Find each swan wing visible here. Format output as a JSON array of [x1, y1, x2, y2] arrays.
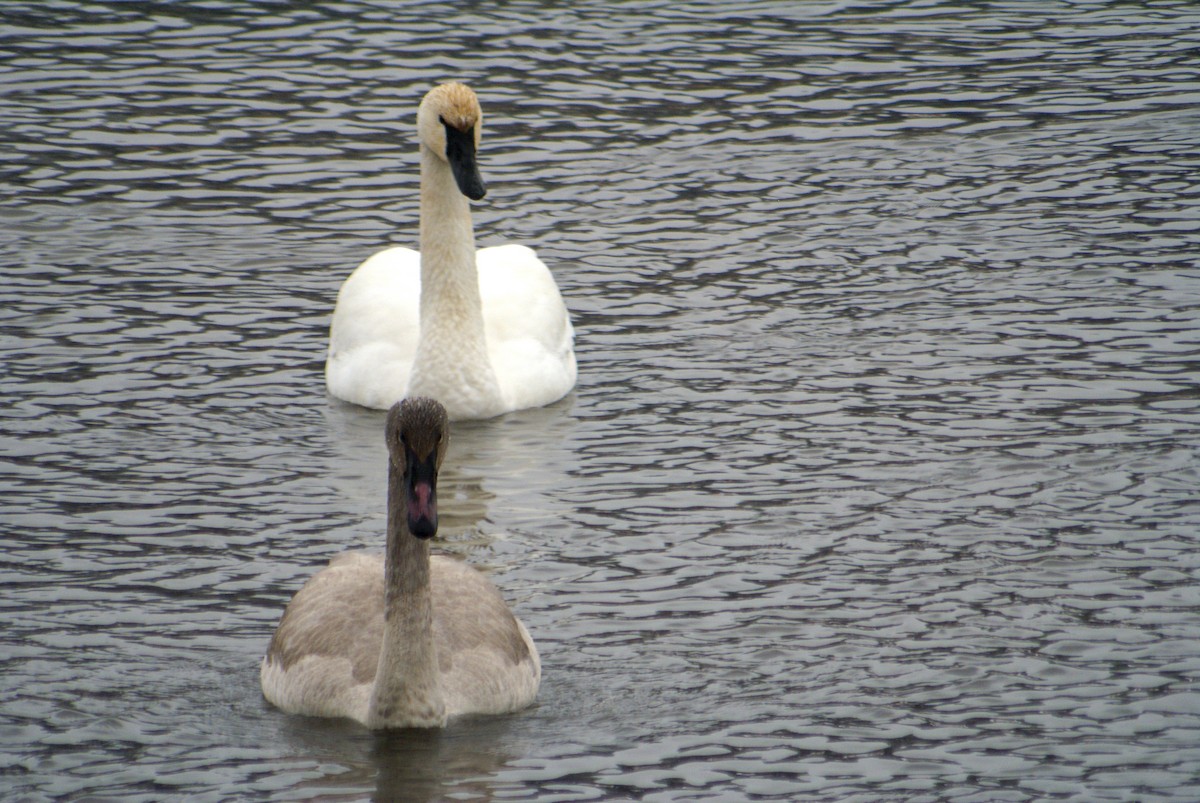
[[260, 552, 384, 723], [430, 554, 541, 716], [325, 247, 421, 409], [478, 244, 577, 410]]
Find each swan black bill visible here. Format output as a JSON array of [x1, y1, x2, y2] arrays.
[[444, 123, 486, 201], [406, 449, 439, 539]]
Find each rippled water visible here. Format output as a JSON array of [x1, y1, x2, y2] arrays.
[[3, 1, 1200, 800]]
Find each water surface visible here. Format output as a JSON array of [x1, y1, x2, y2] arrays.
[[3, 1, 1200, 800]]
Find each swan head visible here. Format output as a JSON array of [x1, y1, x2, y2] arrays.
[[417, 82, 487, 201], [386, 397, 449, 540]]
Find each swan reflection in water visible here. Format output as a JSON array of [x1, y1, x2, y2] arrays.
[[274, 714, 523, 803]]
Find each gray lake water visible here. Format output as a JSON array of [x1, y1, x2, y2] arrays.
[[3, 1, 1200, 800]]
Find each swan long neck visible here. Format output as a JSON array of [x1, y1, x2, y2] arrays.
[[366, 459, 445, 728], [418, 144, 480, 303], [408, 144, 499, 408]]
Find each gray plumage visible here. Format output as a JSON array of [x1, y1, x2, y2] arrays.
[[260, 397, 540, 728]]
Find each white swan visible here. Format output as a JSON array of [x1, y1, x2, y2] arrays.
[[325, 82, 576, 421], [260, 397, 541, 729]]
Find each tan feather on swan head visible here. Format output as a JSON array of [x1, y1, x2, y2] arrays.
[[417, 82, 483, 159]]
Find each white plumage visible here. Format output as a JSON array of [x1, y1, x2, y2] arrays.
[[325, 82, 576, 420]]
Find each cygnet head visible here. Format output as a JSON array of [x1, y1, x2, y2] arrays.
[[417, 82, 487, 201], [386, 397, 450, 539]]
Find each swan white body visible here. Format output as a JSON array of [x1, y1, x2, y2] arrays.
[[261, 398, 541, 728], [325, 82, 576, 420], [327, 244, 575, 418]]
